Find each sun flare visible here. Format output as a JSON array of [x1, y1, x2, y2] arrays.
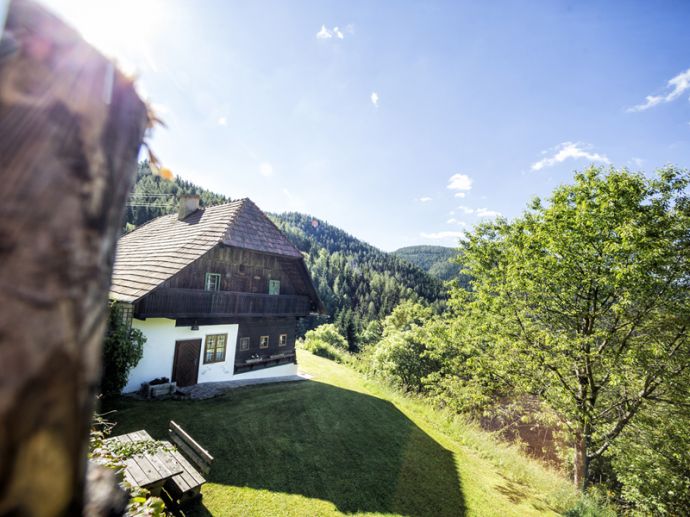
[[42, 0, 166, 75]]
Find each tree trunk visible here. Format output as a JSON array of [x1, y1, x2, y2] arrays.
[[0, 1, 147, 515], [573, 431, 589, 490]]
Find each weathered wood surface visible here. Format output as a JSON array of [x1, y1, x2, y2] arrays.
[[166, 421, 211, 502], [234, 318, 298, 363], [104, 432, 183, 492], [168, 421, 213, 475], [0, 0, 148, 514], [135, 287, 311, 319]]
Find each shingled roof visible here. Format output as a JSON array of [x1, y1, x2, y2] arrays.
[[110, 198, 303, 303]]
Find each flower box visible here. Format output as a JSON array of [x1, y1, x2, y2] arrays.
[[140, 381, 177, 399]]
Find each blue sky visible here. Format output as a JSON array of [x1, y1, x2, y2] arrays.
[[37, 0, 690, 250]]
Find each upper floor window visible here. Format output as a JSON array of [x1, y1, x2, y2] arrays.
[[268, 279, 280, 295], [205, 272, 221, 291], [204, 334, 227, 363], [116, 303, 133, 330], [260, 335, 269, 349], [239, 337, 250, 351], [279, 334, 287, 347]]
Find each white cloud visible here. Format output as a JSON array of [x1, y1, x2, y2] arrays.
[[418, 196, 432, 203], [476, 208, 501, 218], [531, 142, 610, 171], [628, 68, 690, 112], [421, 231, 466, 240], [456, 205, 475, 215], [316, 24, 352, 40], [371, 91, 379, 107], [316, 25, 332, 39], [259, 162, 273, 177], [446, 218, 467, 226], [217, 116, 227, 126], [447, 173, 473, 195], [629, 157, 644, 168]]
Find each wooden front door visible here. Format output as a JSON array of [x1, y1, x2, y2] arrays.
[[172, 339, 201, 387]]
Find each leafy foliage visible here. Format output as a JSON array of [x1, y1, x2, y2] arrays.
[[299, 324, 349, 362], [101, 303, 146, 396], [609, 397, 690, 514], [445, 166, 690, 489], [368, 301, 438, 392], [89, 415, 167, 516]]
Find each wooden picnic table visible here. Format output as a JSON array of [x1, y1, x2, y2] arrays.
[[105, 430, 183, 496]]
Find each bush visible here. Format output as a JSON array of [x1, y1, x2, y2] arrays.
[[303, 323, 348, 350], [101, 303, 146, 396], [610, 403, 690, 515], [301, 340, 347, 363], [299, 324, 349, 362], [369, 330, 435, 392]]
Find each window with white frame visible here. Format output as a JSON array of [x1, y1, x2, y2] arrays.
[[279, 334, 287, 347], [239, 337, 250, 351], [259, 335, 269, 349], [204, 334, 227, 363], [205, 272, 221, 291]]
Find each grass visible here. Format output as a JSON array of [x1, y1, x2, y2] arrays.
[[104, 351, 599, 516]]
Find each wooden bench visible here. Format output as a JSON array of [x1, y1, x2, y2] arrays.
[[164, 420, 214, 504]]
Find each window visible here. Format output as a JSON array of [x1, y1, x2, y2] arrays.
[[239, 337, 250, 351], [204, 334, 227, 363], [268, 279, 280, 295], [279, 334, 287, 347], [259, 335, 269, 349], [205, 272, 221, 291], [117, 303, 133, 329]]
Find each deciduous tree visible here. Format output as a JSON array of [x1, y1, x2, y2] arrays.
[[457, 166, 690, 488]]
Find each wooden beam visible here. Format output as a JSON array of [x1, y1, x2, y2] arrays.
[[0, 1, 148, 514]]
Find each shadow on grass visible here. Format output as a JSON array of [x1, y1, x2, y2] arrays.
[[105, 380, 465, 517]]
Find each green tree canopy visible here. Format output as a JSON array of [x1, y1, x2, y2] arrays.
[[456, 166, 690, 488]]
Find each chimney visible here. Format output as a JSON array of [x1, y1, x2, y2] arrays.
[[178, 194, 200, 220]]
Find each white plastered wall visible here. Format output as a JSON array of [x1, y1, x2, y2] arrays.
[[123, 318, 297, 393]]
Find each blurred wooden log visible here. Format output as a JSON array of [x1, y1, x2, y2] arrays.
[[0, 1, 148, 514]]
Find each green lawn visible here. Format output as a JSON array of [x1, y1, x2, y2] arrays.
[[104, 351, 580, 516]]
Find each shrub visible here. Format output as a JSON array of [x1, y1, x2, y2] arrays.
[[301, 340, 347, 363], [369, 330, 434, 391], [303, 323, 348, 350], [101, 303, 146, 396], [299, 324, 349, 362]]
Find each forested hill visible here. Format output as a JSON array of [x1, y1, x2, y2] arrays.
[[393, 245, 463, 281], [124, 162, 231, 229], [123, 163, 445, 347], [271, 213, 445, 345]]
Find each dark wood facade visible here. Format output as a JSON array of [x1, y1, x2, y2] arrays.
[[133, 244, 318, 320], [161, 246, 310, 295], [234, 318, 298, 374]]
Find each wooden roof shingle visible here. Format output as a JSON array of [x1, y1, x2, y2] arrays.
[[110, 198, 302, 302]]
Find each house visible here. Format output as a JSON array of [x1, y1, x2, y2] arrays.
[[110, 195, 322, 392]]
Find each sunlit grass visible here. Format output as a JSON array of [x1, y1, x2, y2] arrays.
[[104, 351, 611, 516]]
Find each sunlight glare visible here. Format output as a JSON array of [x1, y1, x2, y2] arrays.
[[43, 0, 167, 75]]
